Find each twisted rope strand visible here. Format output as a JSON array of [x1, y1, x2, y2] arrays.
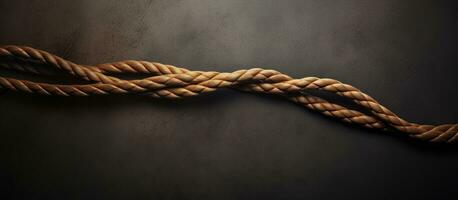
[[0, 45, 456, 143], [0, 49, 376, 128]]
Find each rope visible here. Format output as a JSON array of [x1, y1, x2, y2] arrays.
[[0, 45, 456, 143]]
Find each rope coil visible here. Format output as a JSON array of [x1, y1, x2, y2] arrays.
[[0, 45, 456, 143]]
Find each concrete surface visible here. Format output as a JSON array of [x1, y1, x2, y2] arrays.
[[0, 0, 457, 199]]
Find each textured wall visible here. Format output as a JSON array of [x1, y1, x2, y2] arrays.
[[1, 0, 457, 199]]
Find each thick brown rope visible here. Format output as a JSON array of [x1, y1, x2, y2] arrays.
[[0, 45, 456, 143]]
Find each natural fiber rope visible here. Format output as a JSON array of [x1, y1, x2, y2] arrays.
[[0, 45, 456, 143]]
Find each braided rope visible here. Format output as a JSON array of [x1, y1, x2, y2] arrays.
[[0, 45, 456, 143]]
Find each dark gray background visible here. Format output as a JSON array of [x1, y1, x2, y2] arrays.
[[1, 0, 457, 199]]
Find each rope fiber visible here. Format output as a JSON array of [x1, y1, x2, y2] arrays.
[[0, 45, 456, 143]]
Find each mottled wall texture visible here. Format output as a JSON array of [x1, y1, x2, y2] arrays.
[[1, 0, 457, 199]]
